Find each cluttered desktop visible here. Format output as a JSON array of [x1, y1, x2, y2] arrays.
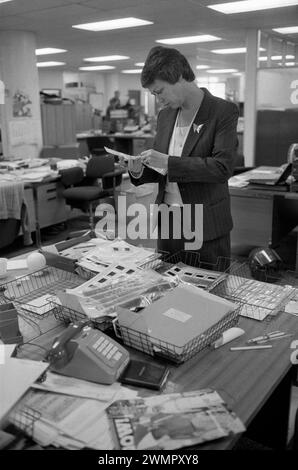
[[1, 234, 298, 450]]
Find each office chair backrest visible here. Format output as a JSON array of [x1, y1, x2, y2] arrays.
[[86, 155, 115, 179], [86, 136, 114, 156], [59, 166, 84, 187]]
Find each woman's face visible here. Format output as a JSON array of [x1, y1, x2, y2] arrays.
[[148, 78, 184, 109]]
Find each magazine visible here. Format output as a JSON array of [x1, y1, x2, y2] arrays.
[[107, 389, 245, 450]]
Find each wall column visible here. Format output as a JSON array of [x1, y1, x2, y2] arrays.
[[0, 31, 43, 159], [244, 29, 260, 167]]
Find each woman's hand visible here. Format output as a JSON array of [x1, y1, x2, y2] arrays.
[[140, 149, 169, 170], [128, 155, 144, 174]]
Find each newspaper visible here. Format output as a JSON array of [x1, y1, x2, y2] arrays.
[[107, 389, 245, 450], [9, 389, 115, 449]]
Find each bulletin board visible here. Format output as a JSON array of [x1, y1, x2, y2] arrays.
[[89, 92, 104, 111]]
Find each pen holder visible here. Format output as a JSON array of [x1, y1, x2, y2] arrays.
[[0, 302, 23, 344]]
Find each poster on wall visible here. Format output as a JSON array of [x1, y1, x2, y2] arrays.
[[12, 90, 32, 117], [9, 119, 40, 146]]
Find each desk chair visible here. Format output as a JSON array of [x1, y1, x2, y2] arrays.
[[86, 136, 114, 156], [60, 156, 124, 236]]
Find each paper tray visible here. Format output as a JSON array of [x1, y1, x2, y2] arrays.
[[0, 266, 84, 320], [114, 306, 240, 364]]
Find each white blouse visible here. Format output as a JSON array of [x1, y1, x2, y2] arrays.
[[164, 110, 197, 206]]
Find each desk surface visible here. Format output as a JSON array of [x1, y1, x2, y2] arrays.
[[3, 253, 298, 450], [11, 293, 298, 449]]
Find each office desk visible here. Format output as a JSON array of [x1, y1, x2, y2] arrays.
[[77, 132, 155, 156], [13, 304, 298, 450], [230, 186, 298, 262], [25, 178, 69, 248]]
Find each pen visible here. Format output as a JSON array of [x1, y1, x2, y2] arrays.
[[257, 333, 294, 343], [230, 345, 273, 351], [247, 331, 283, 344]]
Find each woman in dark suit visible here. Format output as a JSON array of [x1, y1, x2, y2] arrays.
[[128, 46, 239, 265]]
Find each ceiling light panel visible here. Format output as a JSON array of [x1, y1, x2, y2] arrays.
[[37, 62, 65, 67], [207, 69, 238, 73], [156, 35, 222, 45], [36, 48, 67, 55], [73, 17, 153, 32], [273, 26, 298, 34], [79, 65, 115, 71], [208, 1, 298, 14], [84, 55, 129, 62]]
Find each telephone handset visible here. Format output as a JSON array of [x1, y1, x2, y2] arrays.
[[46, 320, 130, 385]]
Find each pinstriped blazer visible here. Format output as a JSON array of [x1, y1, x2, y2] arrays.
[[131, 88, 239, 241]]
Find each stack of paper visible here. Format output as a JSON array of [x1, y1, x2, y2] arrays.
[[0, 357, 48, 425], [9, 379, 138, 449], [20, 294, 59, 316], [9, 390, 114, 449], [76, 239, 161, 274], [57, 265, 173, 320]]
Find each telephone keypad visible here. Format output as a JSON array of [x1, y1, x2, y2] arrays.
[[91, 334, 123, 363]]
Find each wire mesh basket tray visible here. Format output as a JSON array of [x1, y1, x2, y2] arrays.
[[114, 304, 240, 365], [8, 401, 41, 441], [211, 262, 296, 322], [0, 266, 84, 321], [50, 264, 176, 332], [158, 251, 237, 291], [50, 301, 114, 332]]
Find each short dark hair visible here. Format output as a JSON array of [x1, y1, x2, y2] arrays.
[[141, 46, 195, 88]]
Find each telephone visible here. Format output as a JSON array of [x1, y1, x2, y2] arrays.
[[46, 320, 130, 385]]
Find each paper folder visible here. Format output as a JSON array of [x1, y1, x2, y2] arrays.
[[144, 285, 237, 349], [118, 285, 237, 352]]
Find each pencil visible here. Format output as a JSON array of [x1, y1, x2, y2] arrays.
[[230, 345, 273, 351]]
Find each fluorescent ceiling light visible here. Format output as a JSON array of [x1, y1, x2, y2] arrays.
[[208, 1, 298, 14], [259, 54, 295, 61], [207, 69, 238, 73], [37, 61, 65, 67], [79, 65, 115, 71], [212, 47, 247, 54], [285, 62, 296, 65], [36, 48, 67, 55], [273, 26, 298, 34], [196, 65, 210, 69], [135, 62, 145, 66], [73, 17, 153, 32], [0, 1, 13, 4], [156, 35, 221, 45], [84, 55, 129, 62], [212, 47, 266, 54], [272, 54, 295, 60], [121, 69, 142, 73]]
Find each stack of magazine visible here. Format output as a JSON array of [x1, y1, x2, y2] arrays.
[[107, 389, 245, 450]]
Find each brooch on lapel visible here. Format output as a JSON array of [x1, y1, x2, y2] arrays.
[[193, 123, 205, 134]]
